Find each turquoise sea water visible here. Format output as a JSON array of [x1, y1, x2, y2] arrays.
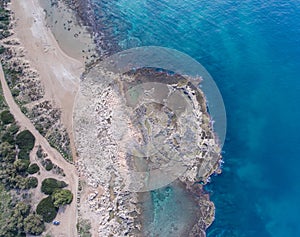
[[89, 0, 300, 236]]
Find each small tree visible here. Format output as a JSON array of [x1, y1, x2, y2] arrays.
[[0, 141, 16, 163], [14, 202, 30, 217], [14, 159, 30, 172], [18, 149, 30, 160], [44, 158, 53, 171], [16, 130, 35, 152], [27, 163, 40, 174], [52, 189, 73, 207], [13, 175, 28, 189], [26, 177, 38, 189], [24, 213, 45, 235], [0, 110, 14, 124], [41, 178, 67, 195], [36, 196, 58, 223]]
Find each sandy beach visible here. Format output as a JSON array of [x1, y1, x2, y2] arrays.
[[8, 0, 95, 160]]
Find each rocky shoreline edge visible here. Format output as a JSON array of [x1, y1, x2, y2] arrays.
[[74, 64, 223, 236]]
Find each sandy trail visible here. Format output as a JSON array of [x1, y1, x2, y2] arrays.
[[0, 64, 78, 236]]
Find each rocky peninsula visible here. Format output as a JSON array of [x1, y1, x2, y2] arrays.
[[74, 63, 222, 236]]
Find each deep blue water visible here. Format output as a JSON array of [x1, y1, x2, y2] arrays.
[[90, 0, 300, 236]]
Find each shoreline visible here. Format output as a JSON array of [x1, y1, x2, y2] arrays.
[[1, 0, 96, 235], [1, 0, 222, 236], [38, 0, 97, 65]]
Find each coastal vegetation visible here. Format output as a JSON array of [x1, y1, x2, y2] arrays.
[[36, 145, 66, 176], [0, 6, 73, 162], [0, 30, 44, 235], [37, 178, 73, 222], [41, 178, 67, 195], [52, 189, 73, 207], [36, 196, 58, 223], [0, 98, 73, 228], [1, 1, 76, 235], [0, 3, 10, 40], [77, 218, 92, 237], [0, 184, 45, 236], [0, 109, 13, 124], [0, 80, 45, 235], [27, 163, 40, 174], [0, 100, 38, 190]]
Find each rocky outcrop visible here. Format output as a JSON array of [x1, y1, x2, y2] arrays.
[[74, 66, 222, 236]]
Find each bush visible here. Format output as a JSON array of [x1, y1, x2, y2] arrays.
[[36, 145, 44, 158], [24, 213, 45, 235], [41, 178, 67, 195], [1, 131, 15, 145], [16, 130, 35, 152], [7, 123, 19, 135], [18, 149, 30, 160], [13, 175, 29, 190], [77, 219, 92, 237], [0, 45, 5, 54], [0, 110, 14, 124], [0, 142, 16, 163], [27, 163, 40, 174], [26, 177, 38, 189], [52, 189, 73, 207], [36, 196, 58, 223], [44, 159, 53, 171], [11, 88, 20, 97], [14, 159, 30, 172]]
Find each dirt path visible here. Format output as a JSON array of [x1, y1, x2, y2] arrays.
[[0, 64, 78, 236]]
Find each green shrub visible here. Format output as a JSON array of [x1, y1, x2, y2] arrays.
[[13, 175, 29, 190], [35, 123, 44, 135], [16, 130, 35, 152], [77, 219, 92, 237], [52, 189, 73, 207], [20, 105, 28, 114], [44, 159, 53, 171], [36, 196, 58, 223], [11, 88, 20, 97], [24, 213, 45, 235], [36, 145, 43, 158], [14, 159, 30, 172], [18, 149, 30, 160], [27, 163, 40, 174], [0, 110, 14, 124], [0, 141, 16, 163], [41, 178, 67, 195], [26, 177, 38, 189], [7, 123, 20, 135], [0, 30, 11, 39], [0, 45, 5, 54], [1, 131, 15, 144]]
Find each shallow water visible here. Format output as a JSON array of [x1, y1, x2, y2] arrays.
[[141, 184, 198, 237], [89, 0, 300, 236]]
